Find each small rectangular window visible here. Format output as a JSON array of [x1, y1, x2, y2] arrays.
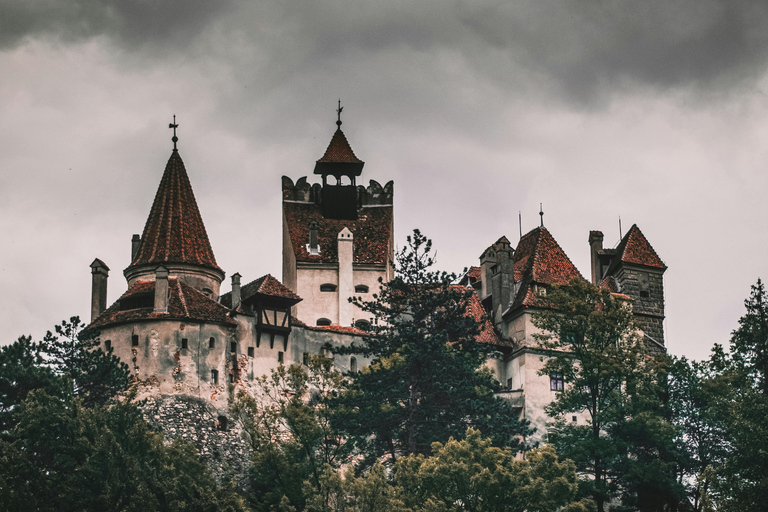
[[104, 340, 112, 351], [572, 415, 578, 423], [550, 373, 564, 392], [507, 378, 513, 389], [209, 337, 215, 348], [278, 351, 284, 363], [131, 334, 139, 347], [211, 369, 219, 384], [181, 338, 188, 349], [303, 352, 309, 365], [640, 290, 650, 298], [229, 373, 234, 383], [230, 342, 237, 353], [248, 347, 254, 357]]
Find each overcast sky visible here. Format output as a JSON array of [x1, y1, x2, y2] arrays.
[[2, 0, 768, 361]]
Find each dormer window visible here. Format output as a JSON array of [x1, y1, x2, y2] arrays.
[[355, 285, 369, 294], [320, 284, 337, 292], [316, 318, 332, 326], [119, 293, 153, 311]]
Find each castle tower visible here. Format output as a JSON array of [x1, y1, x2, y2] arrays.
[[599, 224, 667, 347], [123, 148, 225, 298], [282, 108, 394, 327]]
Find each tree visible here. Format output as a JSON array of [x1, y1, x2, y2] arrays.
[[729, 278, 768, 393], [0, 390, 246, 512], [337, 230, 528, 461], [393, 428, 589, 512], [232, 355, 351, 511], [533, 278, 681, 512]]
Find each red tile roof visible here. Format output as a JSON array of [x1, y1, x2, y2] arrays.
[[510, 227, 584, 310], [611, 224, 666, 270], [290, 317, 370, 336], [127, 151, 221, 272], [220, 274, 302, 308], [87, 279, 236, 331], [453, 285, 501, 345], [283, 201, 393, 264], [316, 129, 363, 165]]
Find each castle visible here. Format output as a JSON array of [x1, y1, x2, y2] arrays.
[[86, 112, 667, 440]]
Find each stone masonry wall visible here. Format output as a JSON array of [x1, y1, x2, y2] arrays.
[[614, 266, 665, 345], [141, 394, 252, 491]]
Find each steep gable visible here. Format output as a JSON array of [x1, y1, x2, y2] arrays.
[[608, 224, 666, 273]]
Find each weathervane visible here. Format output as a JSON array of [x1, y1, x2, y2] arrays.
[[336, 100, 343, 127], [169, 115, 179, 151], [539, 203, 544, 227]]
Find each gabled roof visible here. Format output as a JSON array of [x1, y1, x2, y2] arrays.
[[607, 224, 666, 273], [127, 151, 221, 272], [455, 286, 502, 346], [87, 278, 236, 331], [220, 274, 302, 309], [509, 227, 584, 311], [283, 201, 392, 265]]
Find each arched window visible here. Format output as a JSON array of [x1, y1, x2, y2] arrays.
[[354, 285, 369, 294], [320, 284, 337, 292], [354, 319, 371, 331], [350, 356, 358, 373], [316, 318, 332, 326]]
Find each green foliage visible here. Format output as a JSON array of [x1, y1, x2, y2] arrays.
[[338, 230, 528, 460], [394, 428, 587, 512], [232, 356, 350, 511], [0, 390, 246, 512], [534, 278, 683, 512]]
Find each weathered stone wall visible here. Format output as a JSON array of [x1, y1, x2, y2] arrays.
[[613, 266, 665, 345], [141, 394, 252, 490]]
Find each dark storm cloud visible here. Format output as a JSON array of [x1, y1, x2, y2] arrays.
[[0, 0, 235, 50]]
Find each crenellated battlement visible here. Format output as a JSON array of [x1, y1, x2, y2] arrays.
[[282, 176, 393, 206]]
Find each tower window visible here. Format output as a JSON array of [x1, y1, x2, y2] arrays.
[[209, 337, 215, 348], [354, 319, 371, 331], [320, 284, 337, 292], [550, 373, 564, 392], [350, 356, 357, 373], [507, 378, 513, 389], [229, 373, 234, 383], [303, 352, 309, 365], [131, 334, 139, 347], [181, 338, 188, 350], [104, 340, 112, 351], [640, 290, 650, 298], [230, 342, 237, 353], [316, 318, 332, 326], [217, 415, 228, 431], [248, 347, 254, 357], [278, 351, 284, 363], [355, 285, 369, 294], [211, 369, 219, 384]]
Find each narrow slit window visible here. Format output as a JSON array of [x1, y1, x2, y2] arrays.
[[209, 337, 215, 348], [248, 347, 254, 357], [131, 334, 139, 347], [230, 342, 237, 353], [278, 351, 284, 363], [303, 352, 309, 365], [350, 356, 357, 373], [104, 340, 112, 351], [211, 369, 219, 384], [181, 338, 188, 349]]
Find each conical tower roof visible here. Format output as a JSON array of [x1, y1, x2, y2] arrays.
[[127, 150, 221, 272], [607, 224, 666, 274], [314, 128, 364, 177]]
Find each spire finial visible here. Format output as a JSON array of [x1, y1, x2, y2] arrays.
[[539, 203, 544, 227], [169, 115, 179, 151], [336, 100, 343, 127]]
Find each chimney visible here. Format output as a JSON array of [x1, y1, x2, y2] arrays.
[[479, 247, 495, 300], [90, 258, 110, 322], [231, 272, 242, 307], [154, 265, 169, 312], [131, 234, 141, 261], [308, 221, 320, 254], [496, 237, 514, 315], [337, 227, 354, 326], [589, 231, 604, 285]]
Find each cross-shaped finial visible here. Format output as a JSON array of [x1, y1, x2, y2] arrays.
[[336, 100, 343, 127], [169, 115, 179, 150], [539, 203, 544, 227]]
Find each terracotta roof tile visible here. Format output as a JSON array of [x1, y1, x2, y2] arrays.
[[127, 151, 220, 272], [316, 129, 363, 165], [509, 227, 584, 311], [451, 285, 502, 346], [290, 317, 369, 336], [283, 202, 392, 264], [220, 274, 302, 308], [87, 279, 235, 331], [611, 224, 666, 271]]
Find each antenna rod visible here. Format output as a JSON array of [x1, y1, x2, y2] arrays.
[[519, 211, 522, 239], [619, 216, 623, 240], [539, 203, 544, 228]]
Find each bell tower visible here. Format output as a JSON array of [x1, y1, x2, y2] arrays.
[[313, 101, 364, 220]]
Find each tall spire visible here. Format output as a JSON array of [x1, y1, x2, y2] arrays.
[[314, 103, 364, 179], [169, 115, 179, 151], [127, 150, 221, 273]]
